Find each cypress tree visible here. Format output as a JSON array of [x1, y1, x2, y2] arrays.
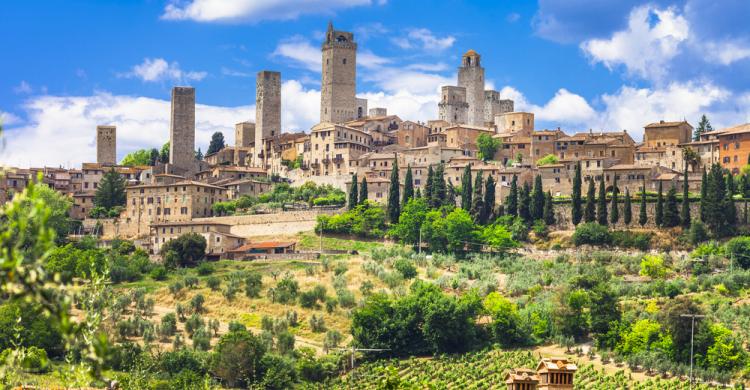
[[483, 175, 496, 223], [726, 172, 736, 197], [431, 163, 446, 208], [471, 174, 485, 223], [597, 177, 608, 225], [447, 179, 457, 207], [725, 173, 737, 233], [584, 178, 596, 223], [681, 165, 691, 228], [348, 173, 358, 210], [359, 177, 368, 204], [610, 174, 619, 224], [506, 175, 518, 216], [415, 188, 422, 199], [543, 190, 555, 226], [460, 164, 472, 210], [530, 175, 545, 221], [519, 181, 531, 222], [700, 168, 708, 222], [425, 165, 434, 203], [94, 168, 126, 210], [639, 184, 648, 227], [387, 160, 400, 222], [664, 185, 680, 227], [655, 181, 664, 227], [623, 188, 632, 226], [571, 161, 583, 225], [402, 164, 414, 205]]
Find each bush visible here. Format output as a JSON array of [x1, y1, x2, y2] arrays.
[[190, 294, 206, 313], [393, 258, 417, 279], [245, 272, 263, 298], [573, 223, 611, 246], [688, 220, 709, 245], [611, 231, 651, 250], [309, 314, 326, 333], [150, 266, 168, 281], [211, 330, 267, 388], [300, 291, 321, 309], [272, 276, 299, 304], [196, 262, 215, 276], [206, 276, 221, 291], [160, 313, 177, 338], [20, 346, 50, 373], [161, 233, 207, 268], [640, 254, 668, 279], [724, 236, 750, 270]]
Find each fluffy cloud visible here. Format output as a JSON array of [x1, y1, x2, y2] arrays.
[[0, 111, 22, 126], [580, 5, 689, 82], [162, 0, 382, 23], [119, 58, 207, 83], [272, 36, 321, 72], [498, 87, 596, 127], [392, 28, 456, 52]]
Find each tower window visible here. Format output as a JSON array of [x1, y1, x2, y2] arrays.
[[343, 58, 347, 64]]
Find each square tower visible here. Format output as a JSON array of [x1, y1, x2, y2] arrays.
[[169, 86, 196, 170], [320, 22, 357, 124], [256, 71, 281, 167], [457, 49, 485, 127], [484, 90, 514, 126], [438, 86, 468, 124], [96, 125, 116, 165], [356, 97, 368, 119], [235, 121, 256, 148]]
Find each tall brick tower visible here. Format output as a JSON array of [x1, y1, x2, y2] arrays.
[[457, 49, 485, 127], [438, 86, 468, 124], [320, 21, 357, 124], [96, 125, 116, 165], [169, 86, 196, 170], [255, 71, 281, 167]]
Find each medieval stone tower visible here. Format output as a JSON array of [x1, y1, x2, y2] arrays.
[[320, 21, 357, 124], [255, 70, 281, 167], [438, 86, 468, 124], [169, 86, 195, 170], [457, 50, 485, 127], [96, 125, 116, 165], [235, 121, 255, 148]]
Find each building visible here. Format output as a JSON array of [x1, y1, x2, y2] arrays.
[[496, 112, 535, 134], [535, 358, 577, 389], [438, 86, 469, 124], [308, 122, 372, 176], [504, 368, 539, 390], [169, 87, 196, 171], [96, 125, 116, 165], [223, 178, 274, 199], [149, 221, 245, 257], [484, 90, 514, 126], [643, 120, 693, 148], [227, 241, 297, 259], [457, 50, 485, 126], [320, 22, 357, 124], [256, 70, 282, 168], [717, 123, 750, 174], [396, 121, 429, 148]]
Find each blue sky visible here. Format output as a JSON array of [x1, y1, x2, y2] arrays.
[[1, 0, 749, 167]]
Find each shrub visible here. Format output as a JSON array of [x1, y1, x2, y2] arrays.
[[323, 330, 343, 352], [169, 280, 185, 297], [309, 314, 326, 333], [211, 329, 266, 388], [611, 231, 651, 250], [573, 222, 611, 246], [149, 266, 168, 281], [272, 276, 299, 304], [20, 346, 50, 373], [336, 289, 357, 308], [640, 254, 668, 279], [245, 272, 263, 298], [160, 313, 177, 338], [688, 220, 709, 245], [161, 233, 207, 268], [190, 294, 206, 313], [206, 276, 221, 291], [300, 291, 321, 309], [724, 236, 750, 269], [184, 276, 199, 289], [196, 262, 215, 276], [393, 258, 417, 279]]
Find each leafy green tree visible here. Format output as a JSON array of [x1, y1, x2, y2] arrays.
[[664, 185, 680, 227], [387, 160, 400, 222], [623, 188, 632, 226], [482, 292, 524, 346], [639, 184, 648, 226], [0, 302, 63, 357], [161, 233, 207, 268], [536, 154, 559, 166], [470, 174, 484, 224], [476, 133, 500, 161], [482, 175, 495, 223], [402, 165, 414, 205], [359, 177, 368, 204], [725, 236, 750, 269], [149, 148, 160, 165], [617, 319, 672, 356], [705, 323, 746, 372], [445, 208, 476, 255], [460, 164, 472, 210], [389, 197, 428, 247], [505, 175, 517, 216], [571, 161, 582, 225], [724, 173, 737, 232], [659, 297, 706, 364], [530, 175, 544, 221], [554, 288, 590, 340], [480, 224, 519, 252], [694, 114, 713, 141], [94, 169, 126, 212], [206, 131, 226, 155], [211, 329, 266, 388], [430, 163, 446, 208], [120, 149, 151, 166], [655, 181, 664, 226], [543, 191, 555, 226], [518, 181, 531, 222], [610, 174, 619, 224], [348, 174, 358, 210], [160, 142, 170, 163], [597, 177, 607, 225], [640, 254, 668, 278], [584, 179, 596, 223], [681, 166, 691, 227]]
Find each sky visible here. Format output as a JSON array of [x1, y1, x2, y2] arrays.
[[1, 0, 750, 167]]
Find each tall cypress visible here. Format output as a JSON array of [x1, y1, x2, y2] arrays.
[[530, 175, 545, 221], [483, 175, 496, 223], [725, 173, 737, 233], [460, 164, 472, 210], [703, 164, 726, 235], [471, 174, 484, 223], [543, 190, 555, 226], [584, 178, 596, 223], [387, 160, 400, 222], [610, 174, 619, 224], [348, 173, 358, 210], [402, 164, 414, 206], [681, 165, 691, 228], [597, 177, 608, 225], [415, 188, 422, 199], [506, 175, 518, 216], [519, 181, 531, 222], [623, 188, 632, 226], [425, 165, 434, 203], [699, 168, 708, 222], [639, 184, 648, 227], [664, 185, 680, 227], [571, 161, 583, 225], [359, 177, 368, 204], [431, 163, 446, 208], [655, 181, 664, 227], [447, 179, 457, 207]]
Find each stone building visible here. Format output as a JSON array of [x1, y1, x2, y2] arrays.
[[457, 50, 485, 126], [255, 70, 282, 168], [320, 22, 357, 124], [369, 107, 387, 117], [396, 121, 429, 148], [356, 98, 368, 119], [223, 178, 273, 200], [96, 125, 116, 165], [496, 112, 534, 134], [234, 121, 255, 165], [643, 120, 693, 148], [535, 358, 577, 389], [308, 122, 372, 176], [149, 221, 244, 257], [717, 123, 750, 174], [484, 90, 514, 126], [438, 86, 469, 124], [169, 87, 196, 171]]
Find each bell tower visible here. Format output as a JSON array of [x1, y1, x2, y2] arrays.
[[457, 49, 485, 127], [320, 21, 357, 124]]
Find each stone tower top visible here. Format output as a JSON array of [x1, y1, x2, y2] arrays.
[[320, 21, 357, 124], [462, 49, 481, 67], [323, 21, 356, 50]]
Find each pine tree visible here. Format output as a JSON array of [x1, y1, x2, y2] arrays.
[[519, 181, 531, 222], [387, 160, 400, 222], [94, 168, 126, 210], [597, 177, 608, 225], [460, 164, 472, 210], [623, 188, 632, 226], [149, 148, 160, 166], [402, 164, 414, 205], [639, 184, 648, 227], [447, 179, 457, 207], [506, 175, 518, 216], [700, 168, 708, 222], [471, 174, 484, 223], [348, 174, 358, 210], [530, 175, 545, 221], [664, 185, 680, 227], [584, 178, 596, 223], [359, 177, 368, 204], [543, 190, 555, 226], [431, 163, 446, 208], [425, 165, 434, 203], [694, 114, 713, 141], [655, 181, 664, 227], [483, 175, 496, 223], [610, 174, 619, 224], [681, 165, 691, 228], [195, 148, 204, 161], [571, 161, 583, 225], [207, 131, 226, 155]]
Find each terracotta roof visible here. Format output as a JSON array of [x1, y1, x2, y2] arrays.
[[229, 241, 295, 252], [537, 358, 578, 372], [645, 120, 690, 128], [718, 123, 750, 136], [151, 221, 231, 227], [222, 178, 272, 187], [127, 180, 226, 190], [606, 164, 652, 171], [463, 49, 478, 56]]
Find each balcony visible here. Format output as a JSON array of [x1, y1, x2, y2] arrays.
[[333, 156, 344, 163]]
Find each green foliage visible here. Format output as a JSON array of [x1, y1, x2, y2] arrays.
[[0, 302, 63, 358], [348, 174, 358, 210], [663, 186, 680, 227], [402, 165, 414, 206], [610, 230, 651, 250], [724, 236, 750, 269], [160, 233, 207, 268], [211, 329, 267, 388], [705, 323, 746, 372], [461, 164, 472, 211], [120, 149, 152, 166], [245, 271, 263, 298], [639, 254, 668, 279], [482, 292, 525, 347], [150, 266, 168, 281], [389, 197, 428, 246], [571, 162, 582, 225], [393, 258, 417, 279], [196, 261, 214, 276], [481, 224, 519, 252], [387, 159, 400, 222], [584, 178, 596, 223], [535, 154, 559, 166], [477, 133, 501, 161], [530, 175, 544, 221], [206, 131, 225, 155], [94, 169, 126, 212], [505, 175, 517, 217], [597, 177, 608, 225], [316, 201, 387, 238], [573, 222, 611, 246], [616, 319, 673, 357]]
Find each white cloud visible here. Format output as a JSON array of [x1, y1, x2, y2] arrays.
[[580, 5, 689, 82], [13, 81, 32, 94], [162, 0, 380, 22], [359, 51, 391, 69], [221, 67, 254, 78], [272, 37, 321, 72], [392, 28, 456, 52], [499, 87, 596, 126], [703, 40, 750, 66], [0, 111, 22, 126], [119, 58, 208, 83]]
